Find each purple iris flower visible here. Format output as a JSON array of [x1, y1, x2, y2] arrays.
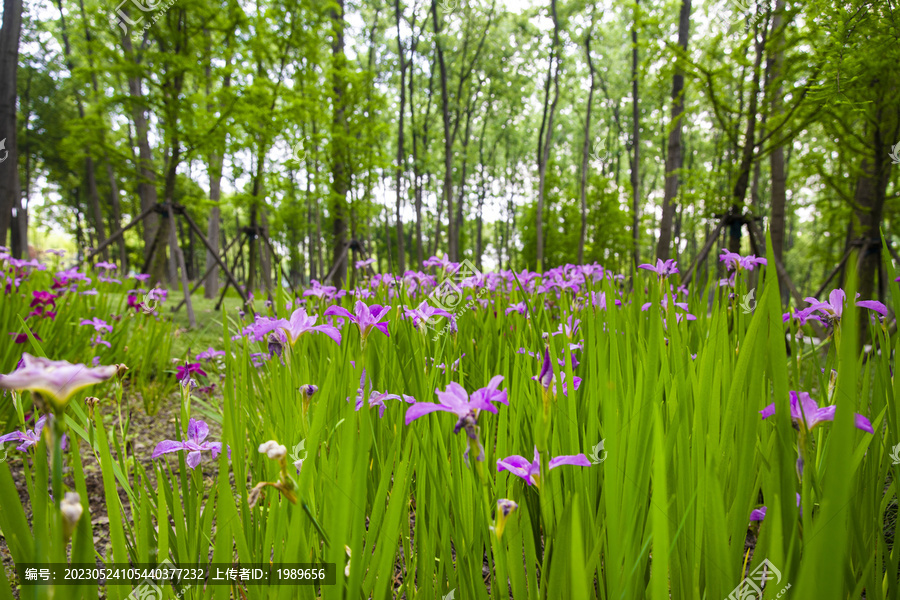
[[551, 315, 581, 338], [641, 295, 696, 320], [406, 377, 506, 464], [497, 446, 592, 487], [132, 273, 151, 282], [533, 347, 581, 397], [54, 268, 91, 287], [505, 302, 528, 316], [151, 418, 227, 469], [8, 258, 45, 271], [0, 353, 116, 408], [350, 369, 415, 418], [242, 316, 284, 342], [302, 279, 338, 300], [196, 347, 226, 361], [355, 258, 376, 269], [429, 353, 466, 374], [804, 289, 887, 323], [147, 288, 168, 303], [176, 363, 207, 382], [782, 306, 823, 326], [30, 291, 58, 308], [90, 335, 111, 349], [0, 415, 48, 451], [719, 249, 767, 272], [325, 301, 392, 341], [638, 259, 679, 278], [760, 391, 874, 433], [80, 317, 113, 333], [403, 301, 454, 330], [94, 261, 117, 271], [28, 306, 56, 320], [750, 493, 801, 522], [405, 376, 508, 428], [275, 307, 342, 345], [423, 254, 452, 269], [749, 506, 767, 521], [9, 331, 42, 344]]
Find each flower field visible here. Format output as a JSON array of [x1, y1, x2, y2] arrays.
[[0, 244, 898, 600]]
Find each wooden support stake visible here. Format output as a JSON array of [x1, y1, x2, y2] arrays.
[[76, 203, 158, 268], [181, 207, 249, 304], [166, 203, 196, 328], [215, 235, 248, 311], [172, 234, 239, 313], [813, 245, 854, 300], [681, 217, 725, 287], [746, 220, 826, 339], [261, 232, 299, 299]]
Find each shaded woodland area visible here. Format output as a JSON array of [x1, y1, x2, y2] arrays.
[[0, 0, 897, 299]]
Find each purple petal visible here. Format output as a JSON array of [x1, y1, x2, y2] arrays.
[[404, 402, 448, 425], [854, 413, 874, 434], [434, 382, 471, 413], [323, 306, 353, 320], [207, 442, 224, 459], [496, 455, 536, 485], [313, 324, 342, 345], [759, 403, 776, 419], [152, 440, 185, 459], [0, 432, 26, 444], [185, 451, 202, 469], [856, 300, 887, 317], [749, 507, 767, 521], [187, 419, 209, 443], [828, 289, 846, 318], [374, 322, 390, 337], [549, 453, 592, 469]]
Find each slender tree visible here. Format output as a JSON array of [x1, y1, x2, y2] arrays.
[[0, 0, 22, 252], [536, 0, 560, 270], [629, 0, 640, 266], [656, 0, 691, 261], [578, 16, 596, 264]]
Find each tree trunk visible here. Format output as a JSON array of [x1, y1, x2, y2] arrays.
[[454, 87, 481, 261], [729, 17, 767, 253], [0, 0, 21, 251], [409, 35, 433, 267], [76, 0, 125, 266], [630, 0, 641, 266], [656, 0, 691, 261], [149, 143, 178, 285], [536, 0, 561, 270], [394, 0, 406, 273], [119, 27, 159, 267], [579, 20, 597, 264], [432, 0, 455, 260], [854, 136, 893, 305], [57, 0, 107, 261], [768, 0, 787, 296], [204, 32, 231, 298], [330, 0, 349, 288], [474, 108, 491, 270]]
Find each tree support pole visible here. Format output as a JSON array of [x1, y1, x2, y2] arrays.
[[165, 203, 196, 328]]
